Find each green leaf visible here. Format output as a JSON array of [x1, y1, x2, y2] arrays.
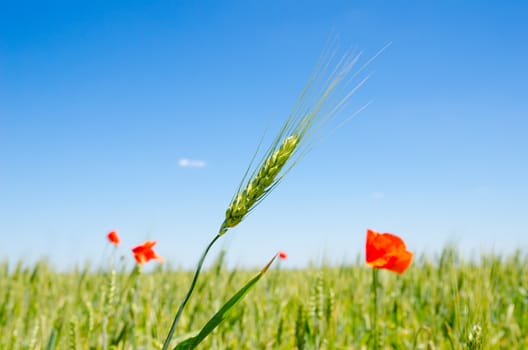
[[172, 254, 277, 350]]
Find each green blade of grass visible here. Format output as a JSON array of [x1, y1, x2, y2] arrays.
[[172, 254, 278, 350]]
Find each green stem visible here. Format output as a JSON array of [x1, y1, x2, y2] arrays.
[[372, 268, 379, 350], [162, 234, 221, 350]]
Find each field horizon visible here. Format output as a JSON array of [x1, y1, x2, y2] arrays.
[[2, 246, 527, 349]]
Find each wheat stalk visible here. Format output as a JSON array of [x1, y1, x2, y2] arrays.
[[163, 42, 380, 349]]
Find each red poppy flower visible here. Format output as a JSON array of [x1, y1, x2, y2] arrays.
[[365, 229, 412, 274], [107, 230, 120, 245], [131, 240, 163, 265], [278, 251, 287, 260]]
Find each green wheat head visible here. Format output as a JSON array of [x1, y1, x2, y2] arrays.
[[219, 43, 380, 236]]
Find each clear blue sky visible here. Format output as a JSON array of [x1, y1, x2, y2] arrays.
[[2, 1, 527, 270]]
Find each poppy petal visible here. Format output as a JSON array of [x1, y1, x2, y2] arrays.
[[365, 228, 413, 274]]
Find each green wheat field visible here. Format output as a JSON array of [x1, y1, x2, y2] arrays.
[[2, 247, 527, 349]]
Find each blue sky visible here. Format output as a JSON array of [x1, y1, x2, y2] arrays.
[[1, 1, 527, 270]]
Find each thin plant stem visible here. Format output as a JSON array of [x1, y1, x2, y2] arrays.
[[116, 264, 141, 310], [371, 268, 379, 350], [130, 265, 141, 349], [162, 234, 221, 350]]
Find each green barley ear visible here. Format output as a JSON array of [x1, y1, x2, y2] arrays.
[[104, 270, 117, 316], [295, 304, 308, 350], [83, 299, 94, 333], [218, 42, 383, 236], [68, 317, 78, 350]]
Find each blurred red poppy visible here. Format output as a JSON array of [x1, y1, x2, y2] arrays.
[[132, 240, 163, 265], [365, 228, 412, 274], [107, 230, 120, 245], [278, 251, 287, 260]]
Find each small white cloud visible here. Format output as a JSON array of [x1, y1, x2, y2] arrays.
[[371, 191, 385, 199], [178, 158, 207, 168]]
